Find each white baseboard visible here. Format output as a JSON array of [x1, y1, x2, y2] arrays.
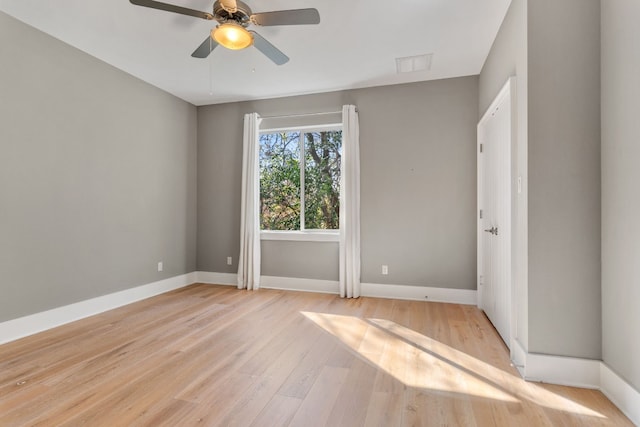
[[0, 272, 197, 345], [600, 363, 640, 426], [515, 351, 639, 425], [261, 275, 340, 294], [524, 353, 601, 389], [195, 272, 340, 294], [510, 338, 527, 377], [194, 272, 340, 294], [361, 282, 477, 305], [195, 271, 238, 286], [196, 272, 476, 305]]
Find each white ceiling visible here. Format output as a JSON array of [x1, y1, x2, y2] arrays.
[[0, 0, 511, 106]]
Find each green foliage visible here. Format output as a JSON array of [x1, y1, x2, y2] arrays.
[[259, 130, 342, 230], [304, 131, 341, 229]]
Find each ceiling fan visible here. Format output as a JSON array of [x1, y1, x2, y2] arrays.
[[129, 0, 320, 65]]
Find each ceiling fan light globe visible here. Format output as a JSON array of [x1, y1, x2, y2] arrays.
[[212, 23, 253, 50]]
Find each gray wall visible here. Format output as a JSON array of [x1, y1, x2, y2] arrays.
[[197, 77, 479, 289], [261, 241, 339, 281], [527, 0, 601, 359], [479, 0, 526, 114], [0, 12, 198, 322], [480, 0, 602, 360], [601, 0, 640, 391], [479, 0, 529, 354]]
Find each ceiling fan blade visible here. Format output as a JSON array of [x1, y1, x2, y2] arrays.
[[251, 9, 320, 26], [219, 0, 238, 13], [129, 0, 214, 20], [250, 31, 289, 65], [191, 36, 219, 58]]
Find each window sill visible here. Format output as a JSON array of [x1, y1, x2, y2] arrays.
[[260, 230, 339, 242]]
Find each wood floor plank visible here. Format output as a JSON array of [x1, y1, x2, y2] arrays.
[[288, 366, 350, 427], [276, 330, 339, 399], [363, 391, 403, 427], [249, 394, 303, 427], [0, 284, 633, 427], [130, 398, 199, 427], [171, 373, 258, 425], [216, 322, 333, 426], [325, 356, 378, 426]]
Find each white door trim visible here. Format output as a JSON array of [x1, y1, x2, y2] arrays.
[[477, 77, 516, 350]]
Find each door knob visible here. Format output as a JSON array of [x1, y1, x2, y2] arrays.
[[484, 227, 499, 235]]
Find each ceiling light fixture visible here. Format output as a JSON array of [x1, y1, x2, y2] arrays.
[[212, 22, 253, 50]]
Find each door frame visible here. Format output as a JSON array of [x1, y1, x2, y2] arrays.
[[477, 77, 516, 350]]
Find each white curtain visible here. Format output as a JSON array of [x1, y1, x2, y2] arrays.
[[238, 113, 261, 290], [339, 105, 361, 298]]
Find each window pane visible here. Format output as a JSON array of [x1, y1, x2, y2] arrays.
[[259, 132, 301, 230], [304, 131, 342, 230]]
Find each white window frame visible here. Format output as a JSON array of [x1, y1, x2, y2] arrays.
[[259, 123, 342, 242]]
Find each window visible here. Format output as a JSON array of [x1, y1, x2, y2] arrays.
[[259, 126, 342, 241]]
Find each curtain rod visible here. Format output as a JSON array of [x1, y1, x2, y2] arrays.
[[259, 110, 343, 120]]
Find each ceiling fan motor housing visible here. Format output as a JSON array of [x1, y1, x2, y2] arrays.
[[213, 0, 252, 27]]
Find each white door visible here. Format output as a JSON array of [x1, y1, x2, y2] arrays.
[[478, 80, 513, 347]]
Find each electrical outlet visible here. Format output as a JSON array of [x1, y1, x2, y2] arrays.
[[227, 256, 233, 266], [382, 265, 388, 275], [157, 261, 163, 272]]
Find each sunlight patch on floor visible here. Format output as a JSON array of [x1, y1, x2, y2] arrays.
[[301, 311, 607, 420], [302, 311, 516, 402]]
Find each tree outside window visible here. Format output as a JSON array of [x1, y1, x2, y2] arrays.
[[259, 129, 342, 231]]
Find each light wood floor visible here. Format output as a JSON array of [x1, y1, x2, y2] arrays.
[[0, 284, 632, 426]]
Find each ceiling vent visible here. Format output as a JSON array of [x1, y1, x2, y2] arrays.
[[395, 54, 433, 74]]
